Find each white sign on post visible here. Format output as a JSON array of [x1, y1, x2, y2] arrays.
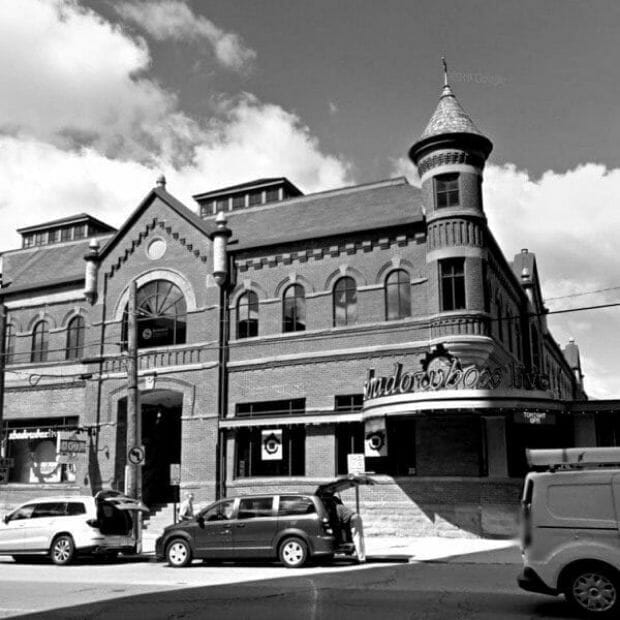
[[347, 453, 365, 475]]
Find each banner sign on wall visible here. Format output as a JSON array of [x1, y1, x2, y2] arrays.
[[56, 431, 86, 464], [261, 429, 283, 461], [365, 418, 388, 457]]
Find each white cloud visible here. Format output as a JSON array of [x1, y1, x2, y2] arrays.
[[0, 0, 200, 163], [114, 0, 256, 72]]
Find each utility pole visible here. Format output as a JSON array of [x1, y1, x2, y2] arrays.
[[0, 305, 6, 459], [125, 280, 142, 552]]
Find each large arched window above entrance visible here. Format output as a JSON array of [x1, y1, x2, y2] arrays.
[[122, 280, 187, 349], [385, 269, 411, 320], [333, 277, 357, 327], [237, 291, 259, 339], [31, 320, 49, 363], [282, 284, 306, 332]]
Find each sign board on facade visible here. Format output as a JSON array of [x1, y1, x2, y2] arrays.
[[128, 445, 146, 466], [365, 418, 388, 457], [513, 411, 556, 425], [56, 431, 86, 464], [261, 429, 283, 461], [347, 453, 365, 475], [0, 468, 8, 484], [170, 463, 181, 486]]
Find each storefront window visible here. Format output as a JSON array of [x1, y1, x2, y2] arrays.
[[237, 291, 259, 338], [65, 316, 85, 360], [122, 280, 187, 349], [333, 277, 357, 327], [3, 417, 79, 484], [282, 284, 305, 332], [235, 427, 305, 477], [385, 270, 411, 320]]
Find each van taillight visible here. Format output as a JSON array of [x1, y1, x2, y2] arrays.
[[520, 503, 532, 548], [321, 517, 333, 535], [86, 519, 99, 528]]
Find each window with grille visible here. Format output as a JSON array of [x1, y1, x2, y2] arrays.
[[122, 280, 187, 349], [333, 277, 357, 327], [385, 270, 411, 320], [434, 173, 460, 208], [440, 258, 466, 311], [283, 284, 305, 332], [237, 291, 259, 338]]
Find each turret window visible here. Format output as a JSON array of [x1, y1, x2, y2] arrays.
[[440, 258, 466, 310], [434, 173, 460, 208]]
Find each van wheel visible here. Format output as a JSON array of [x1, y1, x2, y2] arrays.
[[166, 539, 192, 567], [564, 565, 620, 617], [50, 535, 75, 566], [279, 537, 308, 568]]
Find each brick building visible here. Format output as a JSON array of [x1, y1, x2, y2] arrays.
[[0, 78, 608, 537]]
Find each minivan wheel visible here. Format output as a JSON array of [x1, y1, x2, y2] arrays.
[[564, 565, 620, 617], [50, 535, 75, 566], [166, 539, 192, 567], [279, 537, 308, 568]]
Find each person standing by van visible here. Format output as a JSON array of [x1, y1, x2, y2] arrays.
[[178, 492, 194, 521], [334, 497, 366, 563]]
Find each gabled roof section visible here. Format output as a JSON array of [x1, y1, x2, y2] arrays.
[[204, 177, 423, 251], [99, 186, 215, 261]]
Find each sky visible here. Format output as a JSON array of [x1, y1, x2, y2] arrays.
[[1, 0, 620, 398]]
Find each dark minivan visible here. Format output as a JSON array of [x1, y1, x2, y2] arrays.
[[155, 475, 373, 568]]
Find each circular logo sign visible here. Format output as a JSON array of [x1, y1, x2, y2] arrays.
[[142, 327, 153, 340], [128, 446, 145, 465], [263, 433, 281, 454], [367, 431, 385, 451]]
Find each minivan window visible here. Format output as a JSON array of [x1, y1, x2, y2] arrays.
[[238, 497, 273, 519], [32, 502, 66, 518], [202, 499, 235, 522], [66, 502, 87, 516], [278, 496, 316, 516]]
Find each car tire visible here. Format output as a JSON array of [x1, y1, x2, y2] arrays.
[[279, 537, 308, 568], [50, 534, 75, 566], [564, 564, 620, 618], [166, 539, 192, 568]]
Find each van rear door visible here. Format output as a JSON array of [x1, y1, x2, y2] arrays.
[[612, 474, 620, 532]]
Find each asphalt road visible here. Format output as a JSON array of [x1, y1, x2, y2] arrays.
[[0, 554, 576, 620]]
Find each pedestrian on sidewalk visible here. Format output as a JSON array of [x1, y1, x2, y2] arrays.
[[178, 492, 194, 521], [334, 497, 366, 563]]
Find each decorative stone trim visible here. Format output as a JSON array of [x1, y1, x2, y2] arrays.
[[418, 151, 484, 176], [428, 219, 485, 250]]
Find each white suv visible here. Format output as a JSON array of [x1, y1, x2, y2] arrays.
[[518, 448, 620, 618], [0, 491, 148, 565]]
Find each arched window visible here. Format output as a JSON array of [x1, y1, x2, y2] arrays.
[[122, 280, 187, 349], [385, 270, 411, 320], [333, 277, 357, 327], [31, 320, 49, 363], [283, 284, 305, 332], [66, 316, 85, 360], [237, 291, 259, 338], [4, 324, 15, 365]]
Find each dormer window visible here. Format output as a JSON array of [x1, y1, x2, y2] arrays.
[[435, 173, 460, 208]]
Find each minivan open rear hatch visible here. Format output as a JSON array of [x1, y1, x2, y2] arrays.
[[95, 490, 149, 513], [315, 474, 375, 497]]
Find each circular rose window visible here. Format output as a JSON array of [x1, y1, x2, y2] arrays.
[[146, 237, 167, 260]]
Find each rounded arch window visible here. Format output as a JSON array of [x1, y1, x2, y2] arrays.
[[31, 320, 49, 363], [122, 280, 187, 348], [333, 276, 357, 327], [237, 291, 259, 339], [282, 284, 306, 332], [385, 269, 411, 320], [5, 323, 15, 365], [66, 316, 85, 360]]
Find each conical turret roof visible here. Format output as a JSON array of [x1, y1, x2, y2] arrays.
[[419, 83, 485, 141]]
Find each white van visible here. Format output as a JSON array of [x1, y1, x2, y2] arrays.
[[0, 491, 149, 565], [518, 447, 620, 618]]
